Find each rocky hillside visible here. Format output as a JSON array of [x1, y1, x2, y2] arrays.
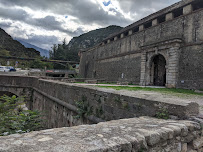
[[0, 28, 40, 58], [67, 25, 122, 50], [64, 25, 122, 61]]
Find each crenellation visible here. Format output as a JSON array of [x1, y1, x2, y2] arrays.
[[152, 19, 158, 26], [120, 33, 124, 38], [139, 25, 144, 31], [128, 30, 133, 35], [183, 4, 193, 15], [114, 36, 117, 41], [166, 12, 174, 21]]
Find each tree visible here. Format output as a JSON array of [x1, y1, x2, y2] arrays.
[[50, 44, 57, 59], [0, 95, 44, 136]]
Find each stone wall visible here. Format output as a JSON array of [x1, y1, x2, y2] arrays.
[[0, 117, 202, 152], [79, 0, 203, 89], [32, 89, 93, 129], [0, 75, 202, 151], [36, 79, 199, 121], [0, 75, 199, 129], [178, 45, 203, 90]]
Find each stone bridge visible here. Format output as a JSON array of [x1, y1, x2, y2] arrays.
[[0, 75, 202, 151]]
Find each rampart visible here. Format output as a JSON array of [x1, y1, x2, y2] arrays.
[[0, 75, 199, 128], [0, 75, 202, 151], [79, 0, 203, 89]]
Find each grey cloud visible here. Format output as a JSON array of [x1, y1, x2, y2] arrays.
[[0, 0, 179, 26], [0, 6, 28, 21], [0, 20, 12, 28], [117, 0, 179, 20], [0, 6, 80, 36], [0, 0, 132, 27]]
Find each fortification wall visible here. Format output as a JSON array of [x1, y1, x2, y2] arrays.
[[0, 117, 202, 152], [0, 75, 202, 151], [79, 0, 203, 89], [178, 44, 203, 89], [0, 75, 200, 129]]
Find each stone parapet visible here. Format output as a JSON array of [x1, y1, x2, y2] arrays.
[[0, 75, 200, 128], [0, 117, 202, 152]]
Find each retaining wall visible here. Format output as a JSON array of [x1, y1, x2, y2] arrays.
[[0, 75, 199, 129]]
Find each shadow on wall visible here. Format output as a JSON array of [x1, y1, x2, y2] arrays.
[[0, 91, 18, 97]]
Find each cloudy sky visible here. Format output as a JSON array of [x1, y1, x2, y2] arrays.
[[0, 0, 179, 50]]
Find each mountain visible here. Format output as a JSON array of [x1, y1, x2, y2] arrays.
[[0, 28, 40, 58], [67, 25, 123, 50], [61, 25, 123, 62], [16, 39, 50, 58]]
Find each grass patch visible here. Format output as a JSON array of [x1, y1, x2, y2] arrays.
[[97, 86, 203, 96], [97, 82, 117, 85], [74, 82, 85, 84]]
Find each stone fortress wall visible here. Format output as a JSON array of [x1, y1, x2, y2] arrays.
[[79, 0, 203, 89], [0, 75, 202, 151], [0, 75, 199, 128]]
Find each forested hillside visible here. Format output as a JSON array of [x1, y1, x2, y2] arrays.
[[0, 28, 40, 58]]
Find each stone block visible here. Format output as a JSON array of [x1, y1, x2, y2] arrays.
[[183, 4, 193, 15], [114, 36, 118, 41], [139, 25, 144, 31], [128, 30, 133, 35], [152, 19, 158, 26], [181, 143, 187, 152], [193, 137, 203, 150], [166, 13, 174, 21]]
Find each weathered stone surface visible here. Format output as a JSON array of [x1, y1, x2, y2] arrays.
[[193, 137, 203, 150], [0, 117, 202, 152], [182, 143, 188, 152]]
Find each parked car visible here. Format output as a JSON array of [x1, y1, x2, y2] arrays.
[[9, 67, 16, 72], [0, 66, 10, 72], [6, 66, 16, 72]]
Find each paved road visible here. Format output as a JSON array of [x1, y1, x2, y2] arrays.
[[0, 70, 29, 76]]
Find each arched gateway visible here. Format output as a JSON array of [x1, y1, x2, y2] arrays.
[[151, 54, 166, 86], [139, 39, 181, 88]]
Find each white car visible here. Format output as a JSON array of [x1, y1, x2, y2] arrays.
[[0, 66, 10, 72]]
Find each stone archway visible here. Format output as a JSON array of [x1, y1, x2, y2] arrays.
[[139, 39, 182, 88], [150, 54, 166, 86]]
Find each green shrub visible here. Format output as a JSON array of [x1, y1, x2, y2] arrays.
[[74, 96, 93, 119], [155, 108, 169, 120], [0, 95, 44, 136]]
